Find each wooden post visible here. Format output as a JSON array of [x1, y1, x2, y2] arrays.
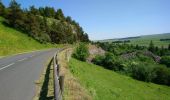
[[56, 55, 58, 64], [57, 64, 60, 76], [59, 75, 65, 94]]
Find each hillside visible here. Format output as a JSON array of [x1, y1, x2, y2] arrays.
[[99, 33, 170, 47], [69, 58, 170, 100], [0, 17, 54, 56]]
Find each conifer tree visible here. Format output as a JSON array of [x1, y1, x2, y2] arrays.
[[148, 40, 155, 53], [0, 0, 5, 16]]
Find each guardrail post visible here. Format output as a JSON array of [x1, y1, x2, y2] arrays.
[[56, 55, 58, 64], [59, 75, 65, 94], [57, 64, 60, 76]]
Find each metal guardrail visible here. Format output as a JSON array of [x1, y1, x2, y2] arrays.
[[53, 50, 64, 100]]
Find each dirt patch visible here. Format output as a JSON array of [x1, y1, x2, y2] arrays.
[[87, 44, 105, 62]]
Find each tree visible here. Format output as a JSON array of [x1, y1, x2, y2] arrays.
[[55, 9, 65, 21], [64, 24, 74, 43], [168, 44, 170, 50], [160, 46, 165, 56], [66, 16, 72, 23], [44, 7, 55, 18], [5, 0, 23, 28], [30, 6, 39, 15], [49, 22, 66, 43], [0, 0, 5, 16], [82, 33, 89, 42], [1, 0, 89, 44], [148, 40, 155, 53], [38, 7, 45, 16], [160, 56, 170, 67], [135, 44, 140, 50]]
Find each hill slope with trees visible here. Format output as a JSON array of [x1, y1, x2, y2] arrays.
[[0, 17, 54, 56], [0, 0, 89, 44]]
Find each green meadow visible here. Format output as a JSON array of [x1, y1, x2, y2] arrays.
[[69, 58, 170, 100], [129, 33, 170, 47], [99, 33, 170, 48]]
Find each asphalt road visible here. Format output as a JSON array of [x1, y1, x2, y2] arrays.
[[0, 49, 58, 100]]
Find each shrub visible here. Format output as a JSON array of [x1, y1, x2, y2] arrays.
[[92, 53, 124, 71], [160, 56, 170, 67], [131, 63, 155, 82], [103, 52, 115, 70], [92, 55, 105, 66], [152, 66, 170, 85], [113, 59, 125, 71], [72, 43, 89, 61]]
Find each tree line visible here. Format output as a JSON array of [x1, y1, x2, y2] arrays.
[[148, 40, 170, 56], [0, 0, 89, 44]]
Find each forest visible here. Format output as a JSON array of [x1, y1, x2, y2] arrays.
[[0, 0, 89, 44]]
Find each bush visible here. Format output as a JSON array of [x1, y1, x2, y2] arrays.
[[131, 63, 155, 82], [92, 55, 105, 66], [160, 56, 170, 67], [103, 52, 115, 70], [72, 43, 89, 61], [136, 53, 153, 62], [92, 52, 124, 71], [152, 66, 170, 85]]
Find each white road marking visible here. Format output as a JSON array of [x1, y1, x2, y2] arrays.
[[0, 63, 15, 71], [30, 55, 34, 57], [18, 58, 27, 62]]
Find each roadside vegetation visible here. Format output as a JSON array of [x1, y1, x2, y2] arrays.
[[72, 43, 89, 61], [0, 16, 54, 56], [68, 42, 170, 99], [69, 58, 170, 100], [57, 48, 92, 100]]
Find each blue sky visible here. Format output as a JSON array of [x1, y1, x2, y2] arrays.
[[2, 0, 170, 40]]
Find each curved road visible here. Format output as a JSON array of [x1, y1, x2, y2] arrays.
[[0, 49, 58, 100]]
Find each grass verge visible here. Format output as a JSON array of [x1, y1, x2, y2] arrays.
[[58, 49, 92, 100], [69, 58, 170, 100]]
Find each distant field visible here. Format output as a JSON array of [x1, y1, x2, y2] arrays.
[[0, 17, 55, 56], [69, 58, 170, 100], [99, 33, 170, 48]]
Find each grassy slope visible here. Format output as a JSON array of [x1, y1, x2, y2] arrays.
[[0, 17, 54, 56], [69, 58, 170, 100]]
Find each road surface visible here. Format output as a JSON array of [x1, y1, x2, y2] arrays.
[[0, 49, 58, 100]]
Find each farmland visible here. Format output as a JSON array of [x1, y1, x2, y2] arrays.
[[99, 33, 170, 47]]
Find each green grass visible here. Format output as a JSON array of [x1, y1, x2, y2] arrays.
[[99, 33, 170, 48], [69, 58, 170, 100], [0, 16, 55, 56], [129, 33, 170, 47]]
